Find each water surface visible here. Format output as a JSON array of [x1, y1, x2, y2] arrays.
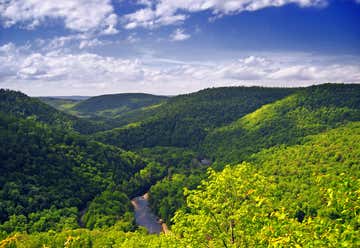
[[131, 193, 162, 234]]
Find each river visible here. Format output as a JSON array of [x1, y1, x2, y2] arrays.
[[131, 193, 163, 234]]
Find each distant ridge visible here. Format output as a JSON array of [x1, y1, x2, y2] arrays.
[[93, 86, 296, 149], [72, 93, 169, 118], [0, 89, 106, 134], [39, 96, 91, 100]]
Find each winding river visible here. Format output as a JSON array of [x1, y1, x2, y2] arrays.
[[131, 193, 163, 234]]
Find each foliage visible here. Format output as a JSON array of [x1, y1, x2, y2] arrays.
[[121, 147, 198, 196], [82, 190, 134, 230], [0, 89, 105, 134], [0, 207, 79, 235], [203, 83, 360, 164], [134, 84, 360, 227], [172, 122, 360, 247], [37, 97, 81, 113], [149, 173, 203, 225], [93, 86, 295, 149], [1, 84, 359, 247], [121, 146, 207, 223], [0, 228, 181, 248], [0, 109, 147, 233], [71, 93, 168, 119]]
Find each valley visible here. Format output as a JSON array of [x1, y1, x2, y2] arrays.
[[0, 84, 359, 247], [1, 0, 359, 246]]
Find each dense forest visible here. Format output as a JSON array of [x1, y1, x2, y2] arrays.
[[71, 93, 168, 118], [39, 93, 169, 129], [0, 84, 359, 247], [92, 87, 296, 149], [203, 84, 360, 164]]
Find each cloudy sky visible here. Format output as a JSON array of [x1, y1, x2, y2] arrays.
[[0, 0, 359, 96]]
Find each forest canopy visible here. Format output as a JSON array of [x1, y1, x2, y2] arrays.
[[0, 84, 359, 247]]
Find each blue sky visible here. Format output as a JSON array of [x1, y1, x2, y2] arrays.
[[0, 0, 359, 96]]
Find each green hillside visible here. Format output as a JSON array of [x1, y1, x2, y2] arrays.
[[172, 122, 360, 247], [93, 87, 296, 149], [0, 84, 359, 247], [0, 115, 147, 232], [141, 84, 360, 225], [71, 93, 168, 118], [0, 90, 151, 237], [0, 89, 106, 134], [203, 84, 360, 164], [3, 121, 359, 247], [37, 97, 81, 112]]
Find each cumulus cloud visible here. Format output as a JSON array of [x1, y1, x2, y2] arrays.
[[170, 29, 191, 41], [123, 0, 327, 29], [123, 7, 186, 29], [1, 0, 357, 33], [0, 0, 118, 33], [0, 43, 359, 95]]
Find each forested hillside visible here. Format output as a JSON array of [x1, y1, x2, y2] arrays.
[[0, 90, 105, 134], [71, 93, 168, 118], [132, 84, 360, 225], [172, 122, 360, 247], [38, 93, 169, 130], [203, 84, 360, 164], [37, 97, 82, 113], [2, 119, 359, 247], [93, 87, 295, 149], [0, 91, 152, 238], [0, 84, 359, 247]]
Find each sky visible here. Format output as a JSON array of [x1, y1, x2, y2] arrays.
[[0, 0, 359, 96]]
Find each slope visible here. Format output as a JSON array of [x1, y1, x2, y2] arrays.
[[203, 83, 360, 164], [93, 86, 296, 149], [0, 93, 150, 234], [71, 93, 169, 119], [146, 83, 360, 224], [0, 89, 105, 134], [37, 97, 82, 113], [172, 122, 360, 247], [3, 122, 359, 247]]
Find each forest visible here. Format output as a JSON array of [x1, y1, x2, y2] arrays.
[[0, 84, 359, 247]]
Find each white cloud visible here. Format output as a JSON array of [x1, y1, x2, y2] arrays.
[[0, 43, 17, 53], [0, 0, 118, 33], [0, 43, 359, 95], [170, 29, 191, 41], [32, 34, 112, 52], [123, 0, 327, 29], [78, 38, 107, 49], [123, 7, 187, 29], [101, 13, 119, 35]]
